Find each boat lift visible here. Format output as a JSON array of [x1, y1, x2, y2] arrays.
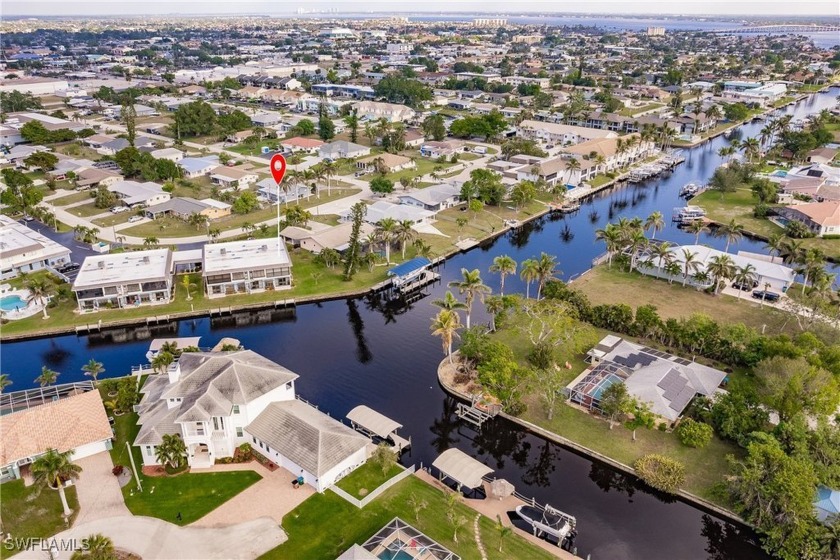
[[455, 395, 501, 429], [346, 405, 411, 452]]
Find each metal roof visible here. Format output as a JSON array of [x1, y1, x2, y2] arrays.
[[387, 257, 431, 279], [432, 448, 493, 489], [346, 405, 402, 439]]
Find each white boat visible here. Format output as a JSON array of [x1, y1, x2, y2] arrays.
[[672, 206, 706, 223], [515, 503, 577, 544], [679, 183, 702, 198]]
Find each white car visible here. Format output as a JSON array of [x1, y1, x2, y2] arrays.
[[111, 206, 129, 214], [127, 215, 143, 223]]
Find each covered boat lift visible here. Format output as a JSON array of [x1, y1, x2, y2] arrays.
[[432, 448, 493, 495], [386, 257, 439, 296], [346, 405, 411, 452]]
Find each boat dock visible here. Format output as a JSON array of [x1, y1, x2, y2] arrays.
[[346, 405, 411, 452], [455, 395, 501, 429], [627, 151, 685, 183]]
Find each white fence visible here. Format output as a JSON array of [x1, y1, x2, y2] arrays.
[[329, 464, 416, 508]]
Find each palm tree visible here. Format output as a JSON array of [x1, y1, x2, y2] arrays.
[[681, 249, 701, 287], [686, 220, 708, 245], [664, 261, 682, 284], [778, 237, 804, 265], [706, 254, 736, 295], [484, 295, 507, 332], [595, 224, 622, 269], [151, 351, 174, 375], [742, 137, 760, 163], [143, 236, 159, 248], [797, 248, 826, 296], [489, 255, 517, 296], [763, 233, 784, 259], [520, 259, 539, 299], [448, 268, 491, 329], [321, 160, 337, 197], [432, 291, 467, 313], [0, 373, 12, 393], [375, 218, 398, 264], [394, 220, 417, 260], [647, 241, 674, 268], [533, 252, 560, 299], [495, 515, 513, 553], [81, 359, 105, 384], [817, 515, 840, 559], [71, 534, 115, 560], [644, 211, 665, 240], [625, 230, 648, 272], [430, 309, 461, 364], [715, 219, 744, 253], [565, 158, 581, 185], [181, 275, 197, 301], [32, 448, 82, 516], [412, 239, 434, 259], [35, 366, 59, 387], [26, 277, 53, 319], [155, 433, 188, 470], [732, 264, 757, 299]]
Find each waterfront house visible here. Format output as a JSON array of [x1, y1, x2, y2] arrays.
[[568, 335, 727, 422], [638, 244, 796, 292], [0, 215, 72, 280], [561, 134, 655, 172], [283, 222, 375, 254], [133, 350, 368, 491], [72, 248, 174, 311], [0, 389, 112, 482], [202, 238, 292, 297], [776, 201, 840, 237], [342, 200, 434, 225]]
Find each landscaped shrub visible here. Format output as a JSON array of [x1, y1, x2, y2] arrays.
[[676, 418, 713, 448], [634, 454, 686, 494], [112, 465, 124, 476]]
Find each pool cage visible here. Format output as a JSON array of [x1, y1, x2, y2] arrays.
[[569, 361, 631, 412], [362, 517, 460, 560]]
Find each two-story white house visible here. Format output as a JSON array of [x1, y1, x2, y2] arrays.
[[133, 350, 369, 491]]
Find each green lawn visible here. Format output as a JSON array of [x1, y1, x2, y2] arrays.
[[51, 191, 93, 206], [118, 189, 361, 239], [618, 103, 665, 117], [107, 395, 261, 526], [573, 265, 812, 338], [690, 188, 840, 259], [264, 476, 554, 560], [93, 210, 142, 228], [67, 202, 109, 218], [335, 462, 404, 499], [0, 479, 79, 559], [360, 157, 456, 184]]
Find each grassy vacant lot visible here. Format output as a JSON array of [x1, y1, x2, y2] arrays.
[[107, 398, 261, 526], [690, 188, 839, 259], [264, 476, 554, 560], [51, 191, 94, 206], [0, 480, 79, 559], [573, 265, 802, 336], [66, 202, 108, 218], [360, 155, 456, 185], [93, 210, 141, 228], [335, 462, 403, 499], [618, 103, 665, 117]]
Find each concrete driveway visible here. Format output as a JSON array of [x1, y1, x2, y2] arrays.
[[16, 516, 286, 560], [72, 451, 130, 525], [190, 462, 314, 527]]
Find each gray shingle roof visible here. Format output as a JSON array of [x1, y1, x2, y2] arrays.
[[246, 400, 368, 477]]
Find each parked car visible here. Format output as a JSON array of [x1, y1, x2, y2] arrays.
[[127, 215, 143, 223], [111, 206, 129, 214], [57, 263, 81, 274], [752, 290, 780, 303], [732, 280, 758, 291]]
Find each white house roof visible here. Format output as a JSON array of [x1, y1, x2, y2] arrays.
[[203, 238, 290, 274], [245, 400, 369, 477], [432, 448, 493, 489], [397, 183, 460, 207], [362, 201, 434, 223], [107, 180, 166, 205], [178, 156, 220, 175], [668, 244, 795, 285], [0, 215, 71, 269], [73, 248, 172, 290]]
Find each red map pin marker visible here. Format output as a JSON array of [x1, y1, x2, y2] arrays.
[[270, 153, 287, 184]]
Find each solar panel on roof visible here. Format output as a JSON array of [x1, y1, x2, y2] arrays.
[[675, 358, 692, 366], [669, 386, 696, 413]]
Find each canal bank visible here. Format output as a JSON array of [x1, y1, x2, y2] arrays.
[[436, 355, 748, 527]]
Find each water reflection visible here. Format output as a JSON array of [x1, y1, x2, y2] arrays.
[[521, 440, 561, 488], [588, 461, 637, 501], [429, 396, 461, 454], [346, 299, 373, 364]]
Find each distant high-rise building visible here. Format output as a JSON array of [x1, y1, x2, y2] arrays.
[[646, 27, 666, 36], [474, 18, 507, 28]]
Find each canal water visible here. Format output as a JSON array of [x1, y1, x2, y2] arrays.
[[3, 87, 838, 559]]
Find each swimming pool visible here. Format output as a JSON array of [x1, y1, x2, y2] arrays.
[[770, 170, 788, 178], [0, 295, 26, 312]]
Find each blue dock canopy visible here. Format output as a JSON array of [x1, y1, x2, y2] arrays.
[[387, 257, 431, 278]]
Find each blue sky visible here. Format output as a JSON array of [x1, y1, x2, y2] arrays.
[[3, 1, 838, 16]]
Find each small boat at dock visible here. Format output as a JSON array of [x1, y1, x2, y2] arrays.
[[672, 206, 706, 223], [679, 183, 702, 198], [515, 503, 577, 546]]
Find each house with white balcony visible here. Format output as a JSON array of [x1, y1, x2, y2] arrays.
[[133, 350, 369, 491]]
